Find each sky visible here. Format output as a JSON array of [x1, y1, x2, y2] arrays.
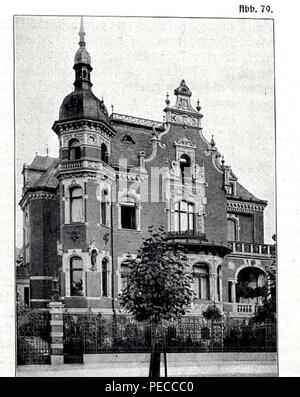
[[15, 16, 275, 245]]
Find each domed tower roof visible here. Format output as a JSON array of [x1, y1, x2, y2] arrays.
[[57, 17, 109, 125], [59, 90, 108, 122]]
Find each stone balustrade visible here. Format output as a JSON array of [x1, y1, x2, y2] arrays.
[[228, 241, 275, 257]]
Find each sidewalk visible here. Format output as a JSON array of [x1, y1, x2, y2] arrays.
[[17, 360, 277, 377]]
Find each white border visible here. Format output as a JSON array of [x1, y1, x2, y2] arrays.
[[1, 0, 300, 377]]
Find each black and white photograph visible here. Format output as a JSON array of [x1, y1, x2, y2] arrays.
[[13, 14, 279, 378]]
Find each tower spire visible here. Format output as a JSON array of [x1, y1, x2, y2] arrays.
[[73, 17, 92, 90], [79, 16, 86, 47]]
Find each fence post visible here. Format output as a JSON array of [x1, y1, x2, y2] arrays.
[[48, 301, 65, 365]]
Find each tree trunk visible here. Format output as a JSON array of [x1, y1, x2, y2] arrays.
[[149, 324, 160, 378]]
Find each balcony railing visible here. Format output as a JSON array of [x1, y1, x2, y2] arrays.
[[166, 230, 207, 240], [58, 160, 114, 177], [237, 304, 258, 314], [226, 303, 260, 316], [166, 232, 232, 257], [228, 241, 276, 257], [60, 160, 83, 170]]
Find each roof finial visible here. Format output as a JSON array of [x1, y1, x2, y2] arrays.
[[165, 92, 170, 106], [210, 134, 215, 148], [196, 99, 201, 112], [79, 16, 86, 47]]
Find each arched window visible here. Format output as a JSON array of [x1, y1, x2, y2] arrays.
[[192, 264, 209, 300], [120, 262, 130, 292], [217, 265, 222, 301], [70, 257, 83, 296], [120, 197, 136, 230], [70, 186, 83, 223], [174, 201, 194, 232], [179, 154, 191, 184], [227, 218, 237, 241], [102, 258, 108, 297], [101, 143, 109, 163], [101, 189, 110, 226], [69, 138, 81, 160]]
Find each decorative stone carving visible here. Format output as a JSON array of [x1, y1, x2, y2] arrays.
[[228, 261, 235, 270], [70, 231, 79, 241], [88, 241, 99, 271], [175, 137, 196, 148]]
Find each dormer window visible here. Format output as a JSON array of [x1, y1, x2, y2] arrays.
[[69, 138, 81, 160], [228, 182, 236, 196], [121, 133, 135, 144]]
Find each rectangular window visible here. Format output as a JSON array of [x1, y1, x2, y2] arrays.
[[174, 211, 179, 232], [227, 219, 237, 241], [121, 204, 136, 229], [70, 257, 84, 296], [24, 286, 29, 307], [200, 276, 209, 300], [102, 272, 108, 297], [192, 275, 199, 298], [228, 281, 232, 302], [121, 274, 129, 292], [189, 212, 194, 231], [71, 198, 83, 223], [101, 202, 107, 226], [180, 212, 188, 231]]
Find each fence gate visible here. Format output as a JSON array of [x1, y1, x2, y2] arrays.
[[63, 313, 84, 364], [17, 309, 51, 365]]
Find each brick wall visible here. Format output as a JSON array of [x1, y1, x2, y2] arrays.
[[29, 197, 60, 306]]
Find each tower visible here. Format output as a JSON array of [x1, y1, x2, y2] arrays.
[[52, 18, 115, 308]]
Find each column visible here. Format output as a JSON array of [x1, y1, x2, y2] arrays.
[[219, 276, 223, 302], [210, 274, 218, 301], [231, 280, 237, 303], [48, 301, 65, 365]]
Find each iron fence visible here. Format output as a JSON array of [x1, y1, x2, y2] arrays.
[[17, 308, 51, 365], [62, 313, 276, 363]]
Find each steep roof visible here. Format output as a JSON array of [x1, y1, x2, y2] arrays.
[[24, 155, 59, 191], [232, 182, 267, 205], [110, 123, 154, 168], [28, 155, 56, 171], [35, 158, 59, 189]]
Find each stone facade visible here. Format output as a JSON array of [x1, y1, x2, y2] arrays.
[[18, 21, 275, 321]]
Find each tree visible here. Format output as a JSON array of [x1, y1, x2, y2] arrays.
[[202, 304, 222, 323], [120, 225, 194, 376], [253, 260, 276, 323]]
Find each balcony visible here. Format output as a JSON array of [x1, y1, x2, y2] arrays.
[[236, 303, 258, 314], [60, 160, 83, 170], [165, 231, 232, 257], [228, 241, 276, 257], [166, 230, 207, 240], [58, 160, 115, 178], [224, 302, 260, 317]]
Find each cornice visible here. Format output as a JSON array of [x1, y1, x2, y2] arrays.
[[52, 118, 115, 138], [19, 190, 58, 209], [227, 200, 266, 213]]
